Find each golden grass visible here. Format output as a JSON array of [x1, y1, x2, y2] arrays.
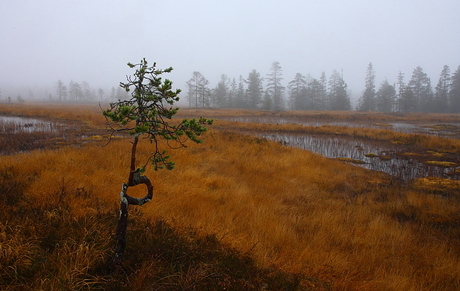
[[2, 104, 460, 290], [5, 133, 460, 289], [0, 102, 106, 127], [3, 103, 460, 153], [143, 132, 460, 290]]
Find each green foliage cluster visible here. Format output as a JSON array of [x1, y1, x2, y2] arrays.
[[103, 58, 213, 170]]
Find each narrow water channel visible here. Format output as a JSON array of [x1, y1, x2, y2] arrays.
[[259, 133, 459, 181], [222, 116, 460, 138]]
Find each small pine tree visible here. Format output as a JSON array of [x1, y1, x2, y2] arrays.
[[103, 58, 212, 270]]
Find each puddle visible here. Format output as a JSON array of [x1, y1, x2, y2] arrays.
[[0, 115, 100, 156], [1, 116, 60, 133], [259, 133, 459, 181], [0, 115, 65, 133]]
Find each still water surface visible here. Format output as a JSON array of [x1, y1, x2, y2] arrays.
[[223, 116, 460, 138], [0, 115, 64, 133], [260, 133, 458, 181]]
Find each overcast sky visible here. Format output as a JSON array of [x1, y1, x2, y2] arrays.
[[1, 0, 459, 101]]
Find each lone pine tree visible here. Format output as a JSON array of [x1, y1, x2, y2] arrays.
[[102, 58, 212, 270]]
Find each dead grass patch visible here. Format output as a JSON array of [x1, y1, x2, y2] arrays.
[[2, 105, 460, 290]]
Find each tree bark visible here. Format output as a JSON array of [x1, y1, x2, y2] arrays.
[[110, 135, 154, 272]]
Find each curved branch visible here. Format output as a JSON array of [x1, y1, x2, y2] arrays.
[[125, 173, 154, 206]]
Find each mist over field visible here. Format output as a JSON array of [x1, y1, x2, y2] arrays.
[[1, 0, 460, 108], [2, 2, 460, 288]]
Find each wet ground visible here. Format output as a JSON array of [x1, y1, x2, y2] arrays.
[[0, 115, 67, 133], [259, 132, 460, 181], [2, 113, 460, 182], [0, 115, 107, 155], [222, 116, 460, 139], [209, 115, 460, 181]]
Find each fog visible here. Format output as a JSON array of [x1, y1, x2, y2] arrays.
[[1, 0, 459, 104]]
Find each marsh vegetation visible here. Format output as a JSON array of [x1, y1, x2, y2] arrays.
[[1, 104, 460, 290]]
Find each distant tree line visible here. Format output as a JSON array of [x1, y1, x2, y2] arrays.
[[186, 62, 460, 113], [53, 80, 129, 103], [358, 64, 460, 113], [0, 89, 25, 104], [186, 62, 350, 111]]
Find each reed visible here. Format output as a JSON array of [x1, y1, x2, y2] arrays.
[[210, 119, 460, 155], [178, 108, 460, 123], [1, 104, 460, 290]]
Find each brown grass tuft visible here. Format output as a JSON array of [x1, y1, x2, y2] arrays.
[[1, 104, 460, 290]]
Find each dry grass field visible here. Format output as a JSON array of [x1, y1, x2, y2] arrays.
[[1, 103, 460, 290]]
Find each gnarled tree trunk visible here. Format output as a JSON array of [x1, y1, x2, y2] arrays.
[[110, 136, 154, 272]]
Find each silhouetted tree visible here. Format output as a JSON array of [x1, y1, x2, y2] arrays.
[[328, 70, 351, 110], [16, 95, 25, 104], [186, 71, 211, 108], [306, 78, 325, 110], [266, 61, 284, 110], [227, 77, 237, 108], [434, 65, 451, 113], [450, 66, 460, 113], [400, 87, 417, 113], [235, 75, 246, 108], [288, 73, 308, 110], [81, 81, 94, 102], [103, 59, 212, 271], [376, 79, 396, 112], [408, 66, 433, 112], [246, 69, 263, 109], [359, 63, 376, 111], [56, 80, 68, 102], [69, 81, 83, 102], [319, 72, 328, 110], [262, 90, 273, 110], [396, 71, 405, 112], [212, 74, 230, 107]]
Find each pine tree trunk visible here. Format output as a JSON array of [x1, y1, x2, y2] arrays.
[[110, 136, 154, 272]]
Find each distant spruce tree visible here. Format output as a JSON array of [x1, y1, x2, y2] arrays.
[[288, 73, 308, 110], [328, 70, 351, 111], [212, 74, 230, 108], [376, 79, 396, 112], [359, 63, 376, 111], [408, 66, 433, 112], [235, 75, 247, 108], [450, 66, 460, 113], [246, 69, 264, 109], [266, 62, 285, 111], [306, 78, 326, 110], [435, 65, 451, 113]]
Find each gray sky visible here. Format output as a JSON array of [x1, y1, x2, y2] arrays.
[[1, 0, 459, 101]]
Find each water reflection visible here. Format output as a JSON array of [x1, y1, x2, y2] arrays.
[[259, 133, 459, 181], [223, 116, 460, 138], [0, 116, 64, 133]]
